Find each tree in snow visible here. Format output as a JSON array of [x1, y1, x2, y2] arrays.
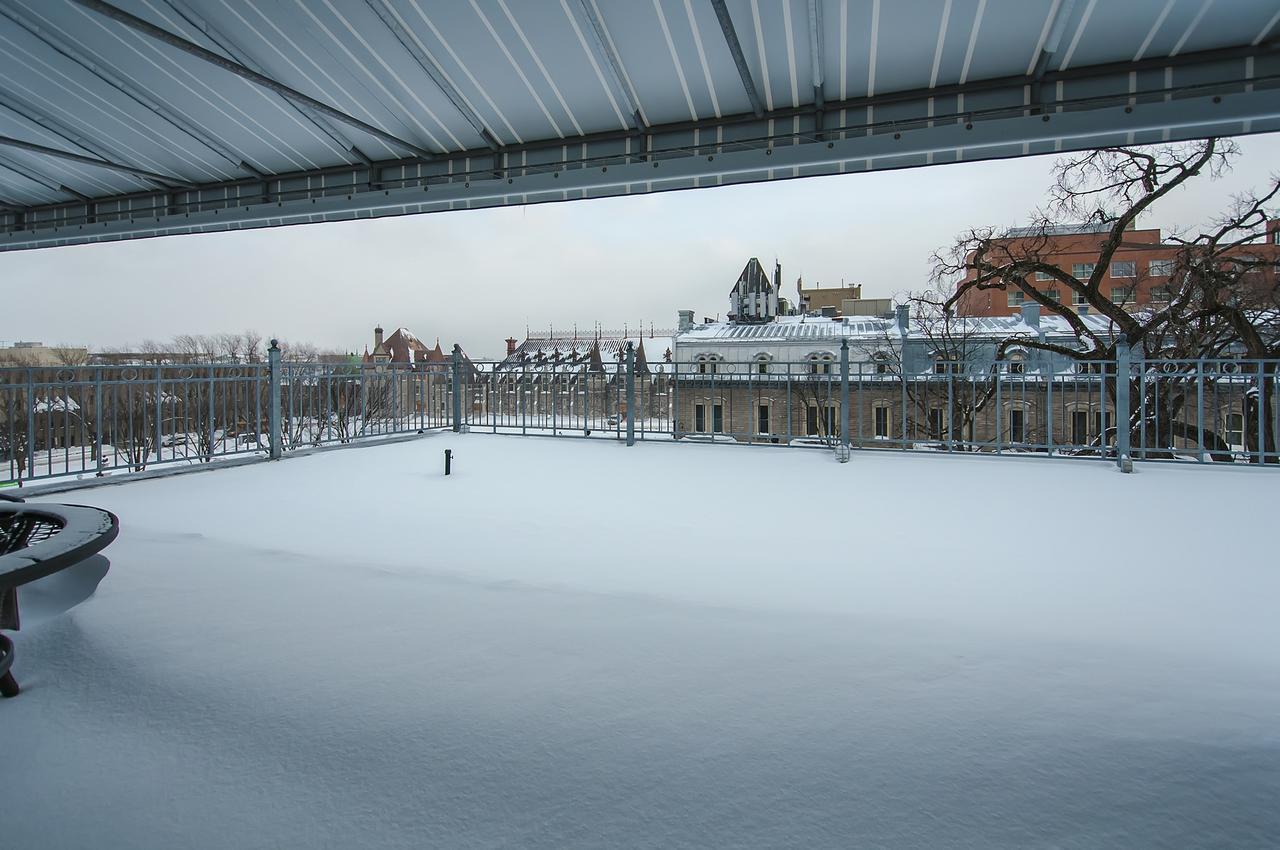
[[936, 139, 1279, 461]]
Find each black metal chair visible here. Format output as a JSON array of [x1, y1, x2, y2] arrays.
[[0, 493, 119, 697]]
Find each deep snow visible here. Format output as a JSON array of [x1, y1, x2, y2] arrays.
[[4, 435, 1279, 849]]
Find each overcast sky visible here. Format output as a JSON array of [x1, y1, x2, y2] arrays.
[[5, 132, 1279, 359]]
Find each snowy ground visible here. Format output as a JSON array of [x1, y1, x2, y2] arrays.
[[5, 435, 1279, 849]]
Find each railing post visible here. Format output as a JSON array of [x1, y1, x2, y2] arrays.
[[268, 340, 281, 460], [1196, 358, 1205, 463], [839, 339, 850, 448], [94, 366, 104, 475], [625, 342, 636, 446], [1045, 359, 1054, 456], [25, 367, 35, 482], [154, 364, 164, 465], [451, 344, 462, 432], [1115, 334, 1131, 471]]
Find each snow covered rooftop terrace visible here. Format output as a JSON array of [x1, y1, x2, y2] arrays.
[[7, 435, 1279, 848]]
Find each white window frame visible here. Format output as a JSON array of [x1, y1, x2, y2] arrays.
[[873, 404, 892, 439], [1072, 262, 1096, 280], [1110, 260, 1137, 278], [1111, 284, 1136, 304], [757, 402, 771, 435], [1225, 411, 1245, 447], [1006, 405, 1029, 445], [1148, 258, 1175, 277]]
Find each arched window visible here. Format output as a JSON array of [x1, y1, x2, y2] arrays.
[[807, 351, 835, 375], [695, 353, 723, 375], [1005, 349, 1026, 375], [753, 353, 772, 375]]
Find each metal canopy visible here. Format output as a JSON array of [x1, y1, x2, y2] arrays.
[[0, 0, 1278, 252]]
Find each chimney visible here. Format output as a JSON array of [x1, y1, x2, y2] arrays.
[[1020, 302, 1041, 331], [374, 325, 384, 348], [677, 310, 694, 332], [505, 337, 517, 356], [774, 261, 781, 293], [895, 304, 910, 335], [1078, 305, 1089, 316]]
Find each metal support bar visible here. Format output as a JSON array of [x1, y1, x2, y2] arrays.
[[71, 0, 436, 161], [158, 0, 369, 165], [364, 0, 500, 149], [710, 0, 765, 117], [451, 345, 462, 431], [268, 340, 281, 459], [839, 339, 850, 448], [0, 135, 196, 188], [625, 342, 635, 446], [0, 3, 252, 175], [0, 91, 169, 189], [0, 154, 64, 195], [807, 0, 825, 135], [575, 0, 642, 129], [1029, 0, 1077, 105]]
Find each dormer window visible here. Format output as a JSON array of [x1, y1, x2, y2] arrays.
[[933, 353, 961, 374], [871, 351, 893, 375], [754, 353, 772, 374], [807, 352, 835, 375], [695, 353, 722, 375]]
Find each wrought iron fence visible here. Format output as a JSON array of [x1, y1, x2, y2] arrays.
[[3, 340, 1276, 487]]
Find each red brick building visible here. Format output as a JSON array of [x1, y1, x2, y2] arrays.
[[956, 220, 1280, 317]]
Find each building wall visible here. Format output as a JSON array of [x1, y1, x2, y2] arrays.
[[956, 224, 1280, 317], [671, 376, 1253, 452], [799, 284, 861, 312]]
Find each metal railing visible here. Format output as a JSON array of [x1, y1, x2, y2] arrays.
[[3, 339, 1277, 487]]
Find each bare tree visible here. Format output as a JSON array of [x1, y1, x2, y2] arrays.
[[243, 330, 263, 364], [937, 139, 1279, 462], [50, 344, 89, 366]]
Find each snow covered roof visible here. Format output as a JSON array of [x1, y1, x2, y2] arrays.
[[364, 327, 449, 367], [676, 313, 1119, 344], [1003, 222, 1113, 238], [498, 334, 674, 373]]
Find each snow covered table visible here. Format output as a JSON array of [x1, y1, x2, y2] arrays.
[[0, 496, 118, 697]]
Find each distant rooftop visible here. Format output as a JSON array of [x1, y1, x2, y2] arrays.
[[677, 313, 1118, 342], [1002, 222, 1118, 238]]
